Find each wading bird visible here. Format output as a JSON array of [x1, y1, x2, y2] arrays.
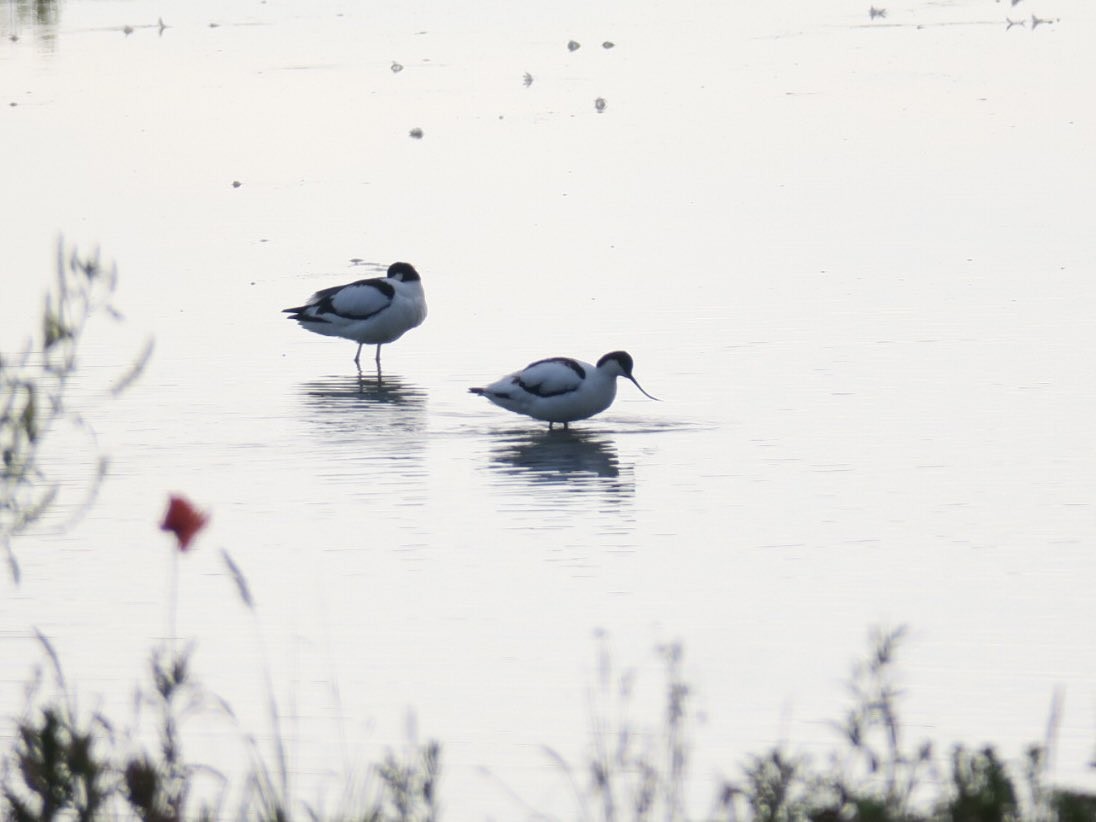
[[469, 351, 657, 429], [283, 262, 427, 373]]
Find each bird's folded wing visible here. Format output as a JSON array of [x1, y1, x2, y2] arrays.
[[319, 279, 395, 320], [516, 359, 583, 397]]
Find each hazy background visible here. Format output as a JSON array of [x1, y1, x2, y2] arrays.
[[2, 0, 1094, 818]]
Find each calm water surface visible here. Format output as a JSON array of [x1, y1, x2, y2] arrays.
[[2, 0, 1095, 817]]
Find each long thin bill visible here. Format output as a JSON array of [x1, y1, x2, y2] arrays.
[[629, 376, 660, 401]]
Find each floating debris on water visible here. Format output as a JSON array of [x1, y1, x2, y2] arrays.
[[232, 181, 242, 188], [594, 97, 607, 113], [158, 17, 167, 35], [869, 7, 886, 19], [123, 24, 134, 35], [567, 39, 581, 51], [409, 127, 424, 139], [522, 72, 534, 87], [1005, 16, 1025, 28], [391, 61, 404, 73], [602, 41, 615, 49]]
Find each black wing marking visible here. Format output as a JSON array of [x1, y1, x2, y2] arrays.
[[526, 357, 586, 379], [283, 278, 396, 322], [516, 359, 585, 398], [320, 279, 395, 319]]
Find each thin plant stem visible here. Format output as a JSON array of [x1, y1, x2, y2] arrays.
[[167, 545, 179, 656]]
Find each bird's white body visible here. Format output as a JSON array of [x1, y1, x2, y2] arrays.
[[284, 262, 427, 369], [469, 351, 657, 428]]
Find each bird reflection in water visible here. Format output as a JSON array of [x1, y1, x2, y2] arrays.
[[487, 428, 634, 499], [296, 375, 427, 504], [299, 373, 427, 439]]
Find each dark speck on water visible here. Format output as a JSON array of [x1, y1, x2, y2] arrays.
[[594, 97, 607, 113], [567, 40, 580, 51], [232, 180, 242, 188], [602, 41, 615, 49], [523, 72, 534, 87], [409, 127, 424, 139], [390, 61, 404, 73]]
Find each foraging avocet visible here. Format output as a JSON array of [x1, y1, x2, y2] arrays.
[[283, 262, 427, 372], [469, 351, 658, 429]]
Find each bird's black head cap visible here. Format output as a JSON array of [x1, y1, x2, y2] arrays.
[[387, 262, 420, 282], [597, 351, 634, 374]]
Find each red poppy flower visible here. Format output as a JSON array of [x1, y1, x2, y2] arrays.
[[160, 495, 209, 552]]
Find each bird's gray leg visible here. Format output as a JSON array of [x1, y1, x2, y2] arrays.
[[563, 422, 569, 430], [375, 344, 382, 366], [354, 344, 364, 375], [548, 422, 555, 431]]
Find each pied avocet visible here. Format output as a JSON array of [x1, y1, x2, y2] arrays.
[[469, 351, 657, 429], [283, 262, 426, 372]]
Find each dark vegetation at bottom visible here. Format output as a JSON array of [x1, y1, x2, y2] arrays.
[[2, 628, 1095, 821]]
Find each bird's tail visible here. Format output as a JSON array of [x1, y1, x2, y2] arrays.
[[284, 306, 330, 325]]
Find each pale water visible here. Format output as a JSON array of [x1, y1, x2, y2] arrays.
[[2, 0, 1095, 818]]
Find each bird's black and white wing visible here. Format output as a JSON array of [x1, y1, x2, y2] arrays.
[[285, 278, 395, 324], [514, 357, 586, 397]]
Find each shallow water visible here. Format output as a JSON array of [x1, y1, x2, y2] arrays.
[[2, 0, 1096, 817]]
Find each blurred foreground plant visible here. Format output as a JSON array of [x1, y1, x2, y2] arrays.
[[819, 625, 935, 817], [367, 736, 441, 822], [0, 632, 112, 822], [120, 644, 227, 822], [6, 616, 1096, 820], [0, 632, 227, 822], [220, 548, 443, 821], [713, 627, 1096, 822], [0, 241, 152, 581], [159, 494, 209, 652], [542, 634, 691, 822], [1, 243, 453, 820]]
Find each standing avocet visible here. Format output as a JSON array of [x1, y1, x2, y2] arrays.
[[283, 262, 427, 372], [469, 351, 658, 429]]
